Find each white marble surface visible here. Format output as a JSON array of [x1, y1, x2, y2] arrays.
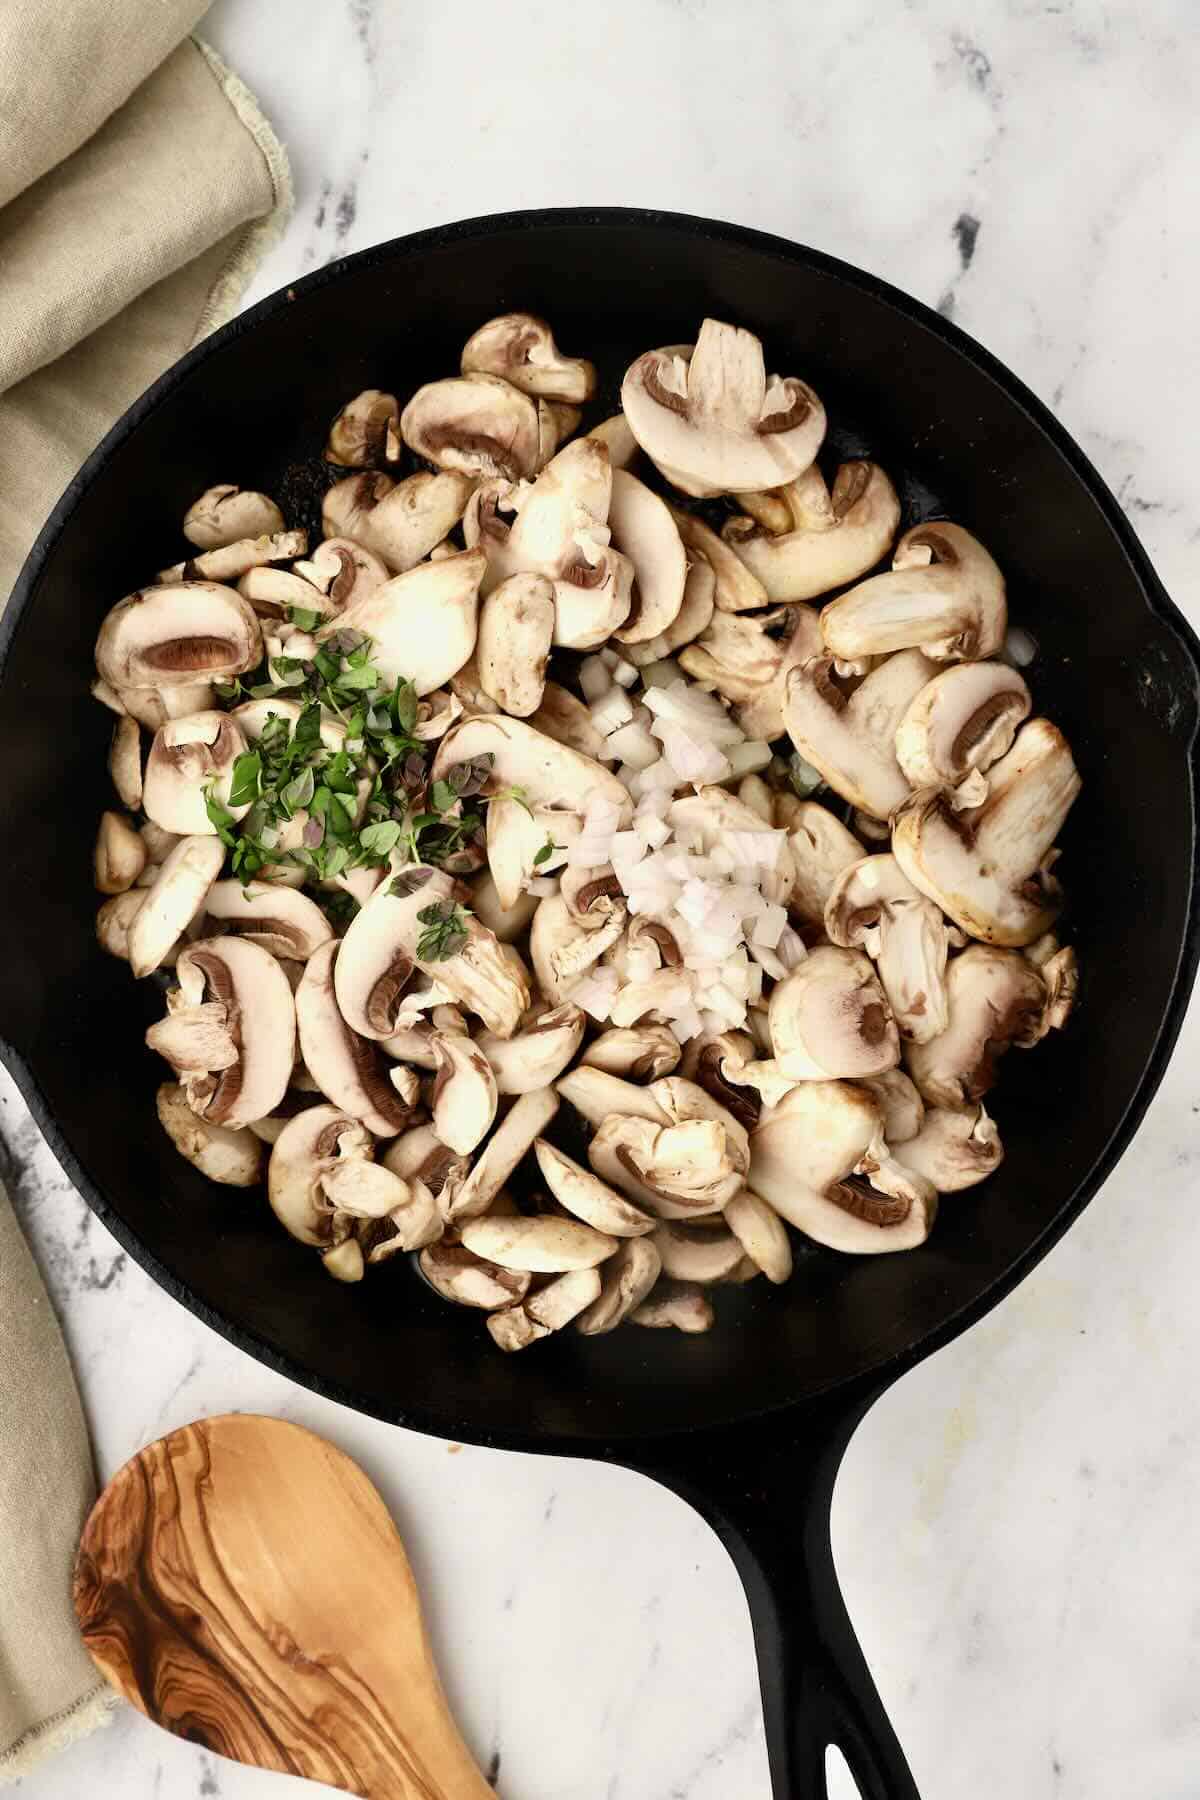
[[12, 1, 1200, 1795]]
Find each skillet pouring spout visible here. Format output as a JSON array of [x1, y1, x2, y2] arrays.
[[633, 1380, 919, 1800]]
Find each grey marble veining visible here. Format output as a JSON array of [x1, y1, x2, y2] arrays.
[[10, 2, 1200, 1795]]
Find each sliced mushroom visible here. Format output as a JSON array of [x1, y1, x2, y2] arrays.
[[534, 399, 581, 470], [108, 716, 143, 811], [767, 945, 899, 1080], [313, 549, 484, 694], [892, 717, 1081, 945], [630, 1284, 714, 1332], [429, 1034, 498, 1155], [821, 522, 1006, 665], [905, 944, 1052, 1109], [649, 1075, 752, 1175], [325, 389, 401, 467], [268, 1103, 373, 1247], [432, 713, 630, 820], [446, 1086, 559, 1221], [469, 872, 540, 943], [461, 314, 596, 403], [895, 660, 1031, 791], [202, 881, 333, 960], [294, 536, 390, 610], [159, 531, 307, 586], [420, 1242, 533, 1311], [666, 504, 768, 614], [653, 1221, 745, 1283], [581, 1023, 681, 1080], [154, 937, 295, 1129], [607, 469, 687, 645], [622, 319, 825, 497], [724, 1187, 792, 1284], [401, 374, 541, 481], [356, 1174, 445, 1260], [784, 801, 864, 929], [723, 462, 900, 602], [856, 1069, 925, 1144], [476, 1003, 586, 1093], [624, 551, 716, 666], [528, 681, 609, 760], [94, 812, 146, 895], [679, 604, 791, 704], [460, 1213, 618, 1273], [556, 1065, 671, 1130], [142, 710, 250, 838], [476, 572, 556, 717], [825, 854, 961, 1042], [95, 581, 261, 695], [97, 889, 146, 961], [155, 1082, 263, 1186], [534, 1139, 656, 1236], [183, 486, 284, 549], [382, 1122, 469, 1217], [128, 836, 225, 978], [530, 890, 629, 1005], [485, 800, 579, 914], [591, 1115, 742, 1217], [680, 1033, 760, 1131], [893, 1103, 1003, 1191], [572, 1237, 660, 1334], [784, 648, 938, 819], [586, 413, 639, 471], [488, 1267, 604, 1350], [297, 941, 416, 1135], [321, 470, 475, 574]]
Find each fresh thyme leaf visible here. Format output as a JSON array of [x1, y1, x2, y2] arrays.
[[288, 606, 322, 632], [358, 819, 403, 859], [228, 750, 261, 809], [533, 835, 565, 868], [415, 900, 471, 962], [429, 779, 458, 813], [493, 784, 532, 817]]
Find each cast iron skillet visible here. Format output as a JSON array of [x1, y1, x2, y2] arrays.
[[3, 209, 1198, 1798]]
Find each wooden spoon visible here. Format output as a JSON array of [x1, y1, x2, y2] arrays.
[[74, 1413, 496, 1799]]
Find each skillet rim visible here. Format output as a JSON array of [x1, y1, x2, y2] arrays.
[[3, 205, 1198, 1456]]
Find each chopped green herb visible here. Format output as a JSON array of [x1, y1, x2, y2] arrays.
[[288, 606, 322, 632], [416, 900, 471, 962], [533, 835, 565, 868], [227, 750, 262, 809]]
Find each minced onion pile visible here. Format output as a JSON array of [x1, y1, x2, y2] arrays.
[[565, 652, 806, 1039]]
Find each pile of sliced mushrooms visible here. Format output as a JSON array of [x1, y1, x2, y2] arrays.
[[90, 311, 1081, 1350]]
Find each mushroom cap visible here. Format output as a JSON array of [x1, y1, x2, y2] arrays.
[[97, 889, 148, 961], [202, 881, 333, 960], [652, 1220, 746, 1283], [321, 470, 475, 574], [625, 550, 716, 667], [856, 1068, 925, 1144], [724, 1187, 793, 1284], [96, 581, 262, 692], [268, 1102, 374, 1246], [294, 536, 390, 611], [162, 530, 307, 587], [768, 945, 900, 1080], [621, 319, 826, 498], [314, 550, 485, 695], [895, 660, 1032, 790], [666, 503, 768, 614], [476, 1003, 586, 1094], [556, 1065, 671, 1131], [331, 873, 430, 1034], [400, 374, 541, 481], [607, 469, 687, 645], [183, 486, 284, 550], [905, 944, 1048, 1108], [629, 1283, 715, 1333], [892, 717, 1081, 945], [108, 715, 143, 811], [155, 1082, 263, 1186], [527, 680, 609, 761], [431, 713, 630, 819], [468, 872, 539, 944], [784, 647, 938, 820], [127, 835, 225, 978], [420, 1242, 533, 1311], [586, 413, 640, 471], [748, 1079, 882, 1214], [429, 1034, 498, 1155], [723, 462, 901, 603], [894, 1102, 1003, 1191], [296, 941, 415, 1135], [575, 1236, 663, 1335], [581, 1023, 681, 1081], [172, 936, 296, 1129], [460, 1213, 618, 1274], [142, 709, 250, 836], [534, 1139, 657, 1237], [821, 522, 1007, 664], [824, 853, 960, 1043], [475, 572, 555, 717], [461, 313, 597, 404], [324, 389, 400, 467], [772, 1172, 936, 1254], [94, 812, 146, 895], [784, 800, 864, 926]]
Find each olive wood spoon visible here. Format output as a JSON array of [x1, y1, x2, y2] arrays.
[[74, 1413, 495, 1798]]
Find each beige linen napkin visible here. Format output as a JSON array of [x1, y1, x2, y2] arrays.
[[0, 2, 291, 1780]]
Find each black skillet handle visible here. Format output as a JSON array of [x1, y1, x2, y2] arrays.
[[634, 1383, 919, 1800]]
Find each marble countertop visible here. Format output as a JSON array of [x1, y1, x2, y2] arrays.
[[12, 2, 1200, 1796]]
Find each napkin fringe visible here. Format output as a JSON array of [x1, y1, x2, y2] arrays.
[[191, 36, 294, 338], [0, 1684, 116, 1787]]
